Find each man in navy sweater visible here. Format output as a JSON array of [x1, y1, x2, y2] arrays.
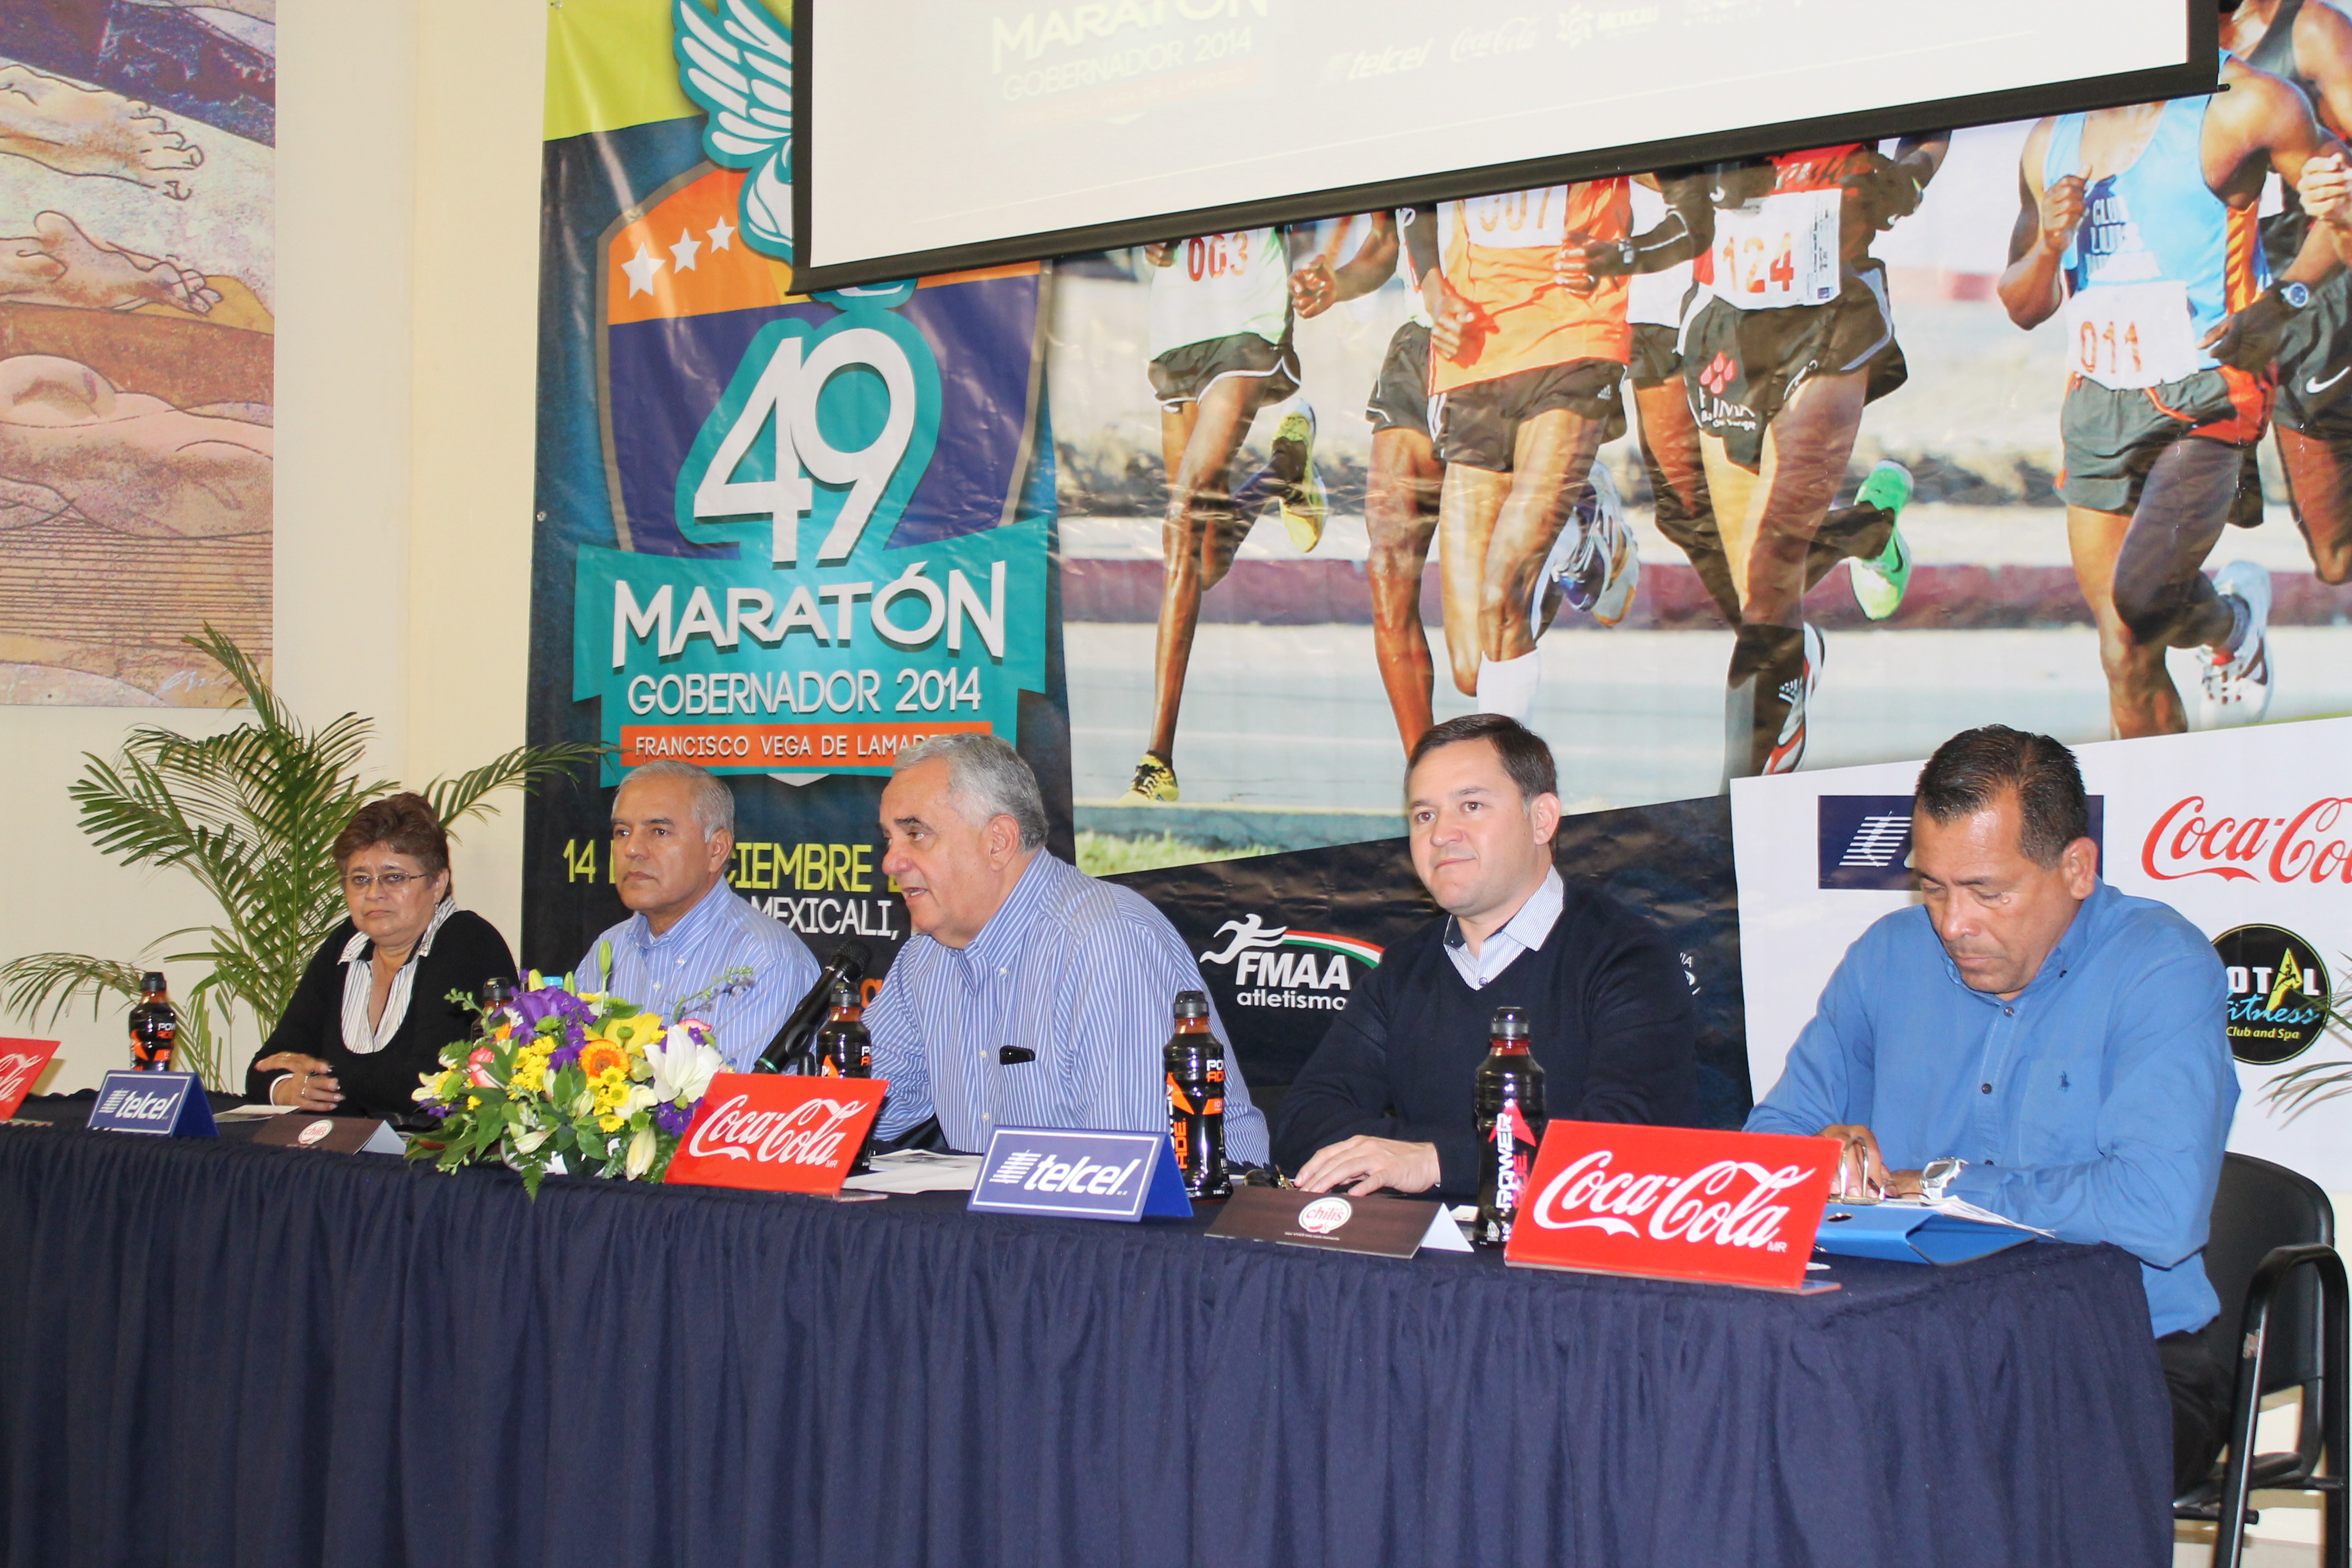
[[1273, 715, 1697, 1195]]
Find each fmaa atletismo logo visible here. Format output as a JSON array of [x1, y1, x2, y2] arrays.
[[1198, 915, 1382, 1012]]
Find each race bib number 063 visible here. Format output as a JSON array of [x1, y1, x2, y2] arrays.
[[1714, 189, 1840, 310], [2065, 279, 2197, 390]]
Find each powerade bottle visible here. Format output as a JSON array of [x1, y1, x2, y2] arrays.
[[1473, 1005, 1547, 1248], [814, 981, 873, 1173], [128, 972, 178, 1072], [1164, 990, 1231, 1199]]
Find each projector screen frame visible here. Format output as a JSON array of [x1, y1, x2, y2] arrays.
[[790, 1, 2217, 293]]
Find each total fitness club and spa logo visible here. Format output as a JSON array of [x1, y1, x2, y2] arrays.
[[2212, 924, 2333, 1066], [1197, 914, 1382, 1012]]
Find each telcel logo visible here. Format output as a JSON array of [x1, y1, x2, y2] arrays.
[[95, 1088, 176, 1122], [986, 1151, 1143, 1197]]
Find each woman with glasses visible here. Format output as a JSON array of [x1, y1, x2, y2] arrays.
[[244, 793, 516, 1118]]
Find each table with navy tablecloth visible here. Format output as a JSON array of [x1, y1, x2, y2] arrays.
[[0, 1096, 2175, 1568]]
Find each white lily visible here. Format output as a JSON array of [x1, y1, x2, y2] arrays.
[[625, 1123, 657, 1179], [513, 1126, 552, 1155], [645, 1025, 727, 1106]]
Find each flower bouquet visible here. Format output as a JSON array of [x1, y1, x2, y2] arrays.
[[410, 956, 731, 1196]]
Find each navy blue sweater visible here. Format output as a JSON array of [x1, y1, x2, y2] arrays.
[[1271, 880, 1697, 1196]]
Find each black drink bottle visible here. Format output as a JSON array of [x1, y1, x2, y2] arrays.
[[1473, 1005, 1547, 1248], [1164, 990, 1231, 1199], [128, 972, 178, 1072], [814, 980, 873, 1173]]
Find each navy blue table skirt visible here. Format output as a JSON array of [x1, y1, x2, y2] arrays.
[[0, 1103, 2175, 1567]]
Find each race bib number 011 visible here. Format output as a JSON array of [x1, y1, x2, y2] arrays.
[[2065, 279, 2197, 390], [1714, 188, 1840, 310]]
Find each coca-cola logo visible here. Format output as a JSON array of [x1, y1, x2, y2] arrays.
[[2143, 795, 2352, 884], [297, 1118, 335, 1146], [1297, 1196, 1353, 1234], [1528, 1148, 1815, 1253], [685, 1093, 867, 1167], [0, 1051, 46, 1104]]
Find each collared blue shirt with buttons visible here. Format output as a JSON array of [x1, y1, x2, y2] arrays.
[[579, 879, 820, 1072], [867, 850, 1271, 1162], [1746, 880, 2236, 1337]]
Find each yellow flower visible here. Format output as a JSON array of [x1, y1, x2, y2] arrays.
[[466, 1094, 482, 1109], [597, 1113, 625, 1133], [603, 1012, 662, 1052]]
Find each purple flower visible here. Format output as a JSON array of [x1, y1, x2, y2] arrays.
[[426, 1103, 454, 1120], [512, 986, 592, 1032], [653, 1101, 693, 1137]]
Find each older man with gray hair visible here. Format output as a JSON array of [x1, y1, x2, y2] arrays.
[[578, 759, 818, 1070], [867, 733, 1269, 1159]]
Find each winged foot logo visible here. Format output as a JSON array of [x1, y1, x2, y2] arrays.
[[675, 0, 796, 259]]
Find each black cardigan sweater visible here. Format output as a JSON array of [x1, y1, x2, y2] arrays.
[[1271, 880, 1697, 1196], [242, 911, 516, 1118]]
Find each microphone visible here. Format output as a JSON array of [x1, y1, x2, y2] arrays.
[[755, 939, 873, 1074]]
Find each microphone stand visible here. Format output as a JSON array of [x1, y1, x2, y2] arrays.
[[755, 940, 871, 1074]]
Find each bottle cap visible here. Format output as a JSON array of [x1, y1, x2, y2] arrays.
[[1173, 989, 1209, 1019], [483, 976, 514, 1003], [139, 971, 167, 993], [832, 978, 858, 1008], [1489, 1005, 1529, 1040]]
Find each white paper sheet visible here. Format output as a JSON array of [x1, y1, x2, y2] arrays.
[[840, 1150, 984, 1195]]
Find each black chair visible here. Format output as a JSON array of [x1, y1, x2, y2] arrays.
[[2172, 1151, 2347, 1568]]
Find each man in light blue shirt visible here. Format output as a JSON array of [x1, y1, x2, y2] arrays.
[[578, 760, 818, 1071], [1747, 725, 2237, 1498], [867, 733, 1269, 1162]]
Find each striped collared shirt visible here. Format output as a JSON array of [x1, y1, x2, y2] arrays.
[[1442, 867, 1564, 990], [579, 880, 819, 1071], [867, 851, 1270, 1162], [339, 896, 460, 1053]]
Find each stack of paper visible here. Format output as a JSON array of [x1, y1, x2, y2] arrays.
[[841, 1150, 984, 1194]]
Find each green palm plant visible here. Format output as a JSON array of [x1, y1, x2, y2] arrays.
[[2265, 976, 2352, 1119], [1, 626, 602, 1089]]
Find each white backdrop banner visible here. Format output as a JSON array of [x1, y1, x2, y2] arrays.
[[1731, 716, 2352, 1192]]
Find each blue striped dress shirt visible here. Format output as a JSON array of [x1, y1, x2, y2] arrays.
[[579, 879, 819, 1071], [868, 851, 1270, 1162]]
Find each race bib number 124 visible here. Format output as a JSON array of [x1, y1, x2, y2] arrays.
[[1713, 188, 1841, 310]]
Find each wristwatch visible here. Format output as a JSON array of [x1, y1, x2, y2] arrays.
[[2284, 280, 2313, 311], [1919, 1157, 1967, 1201]]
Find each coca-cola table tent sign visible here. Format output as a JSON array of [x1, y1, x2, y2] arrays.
[[1505, 1121, 1841, 1292], [0, 1039, 57, 1121], [665, 1073, 886, 1195]]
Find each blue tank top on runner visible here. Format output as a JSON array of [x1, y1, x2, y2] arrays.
[[2044, 89, 2268, 372]]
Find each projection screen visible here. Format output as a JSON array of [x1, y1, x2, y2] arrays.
[[792, 0, 2210, 291]]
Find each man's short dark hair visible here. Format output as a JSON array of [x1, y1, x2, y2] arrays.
[[1407, 714, 1558, 804], [1915, 726, 2089, 867]]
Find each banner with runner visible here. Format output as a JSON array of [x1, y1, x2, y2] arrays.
[[529, 3, 2352, 1155]]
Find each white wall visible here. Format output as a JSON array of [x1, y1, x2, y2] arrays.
[[0, 0, 545, 1094]]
